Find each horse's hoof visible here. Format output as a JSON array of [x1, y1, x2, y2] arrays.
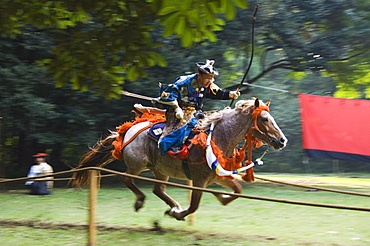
[[164, 208, 185, 221], [135, 201, 144, 212], [164, 209, 171, 217]]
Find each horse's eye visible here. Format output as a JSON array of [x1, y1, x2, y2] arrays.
[[262, 118, 268, 122]]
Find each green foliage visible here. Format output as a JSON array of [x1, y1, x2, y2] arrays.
[[286, 71, 307, 81], [158, 0, 246, 46], [1, 0, 370, 176], [0, 0, 247, 98], [237, 0, 370, 99], [327, 59, 370, 99], [0, 28, 135, 170], [1, 0, 369, 99]]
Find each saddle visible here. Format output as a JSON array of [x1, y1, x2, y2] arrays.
[[133, 104, 197, 160], [148, 122, 166, 140], [148, 121, 196, 160]]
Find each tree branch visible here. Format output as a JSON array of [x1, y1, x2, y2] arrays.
[[225, 63, 295, 93], [334, 52, 364, 62]]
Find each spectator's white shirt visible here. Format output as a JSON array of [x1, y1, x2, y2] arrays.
[[25, 162, 53, 185]]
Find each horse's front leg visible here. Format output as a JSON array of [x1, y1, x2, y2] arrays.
[[165, 173, 208, 221], [213, 179, 242, 205], [165, 189, 203, 221], [152, 170, 182, 210]]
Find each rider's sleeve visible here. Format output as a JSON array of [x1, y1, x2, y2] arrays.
[[159, 83, 181, 102], [205, 83, 230, 100], [159, 75, 192, 102]]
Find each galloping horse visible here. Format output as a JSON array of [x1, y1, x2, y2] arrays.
[[73, 98, 287, 220]]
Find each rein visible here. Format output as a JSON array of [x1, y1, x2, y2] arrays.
[[200, 104, 271, 182], [243, 104, 270, 182], [247, 104, 270, 161]]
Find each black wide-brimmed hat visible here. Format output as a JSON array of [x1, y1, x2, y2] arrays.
[[196, 60, 219, 76]]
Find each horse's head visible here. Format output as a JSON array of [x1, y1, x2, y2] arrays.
[[251, 99, 288, 150]]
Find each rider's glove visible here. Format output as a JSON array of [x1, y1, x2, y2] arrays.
[[229, 90, 241, 99], [175, 107, 184, 119]]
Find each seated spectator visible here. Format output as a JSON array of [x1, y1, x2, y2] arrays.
[[25, 153, 53, 195]]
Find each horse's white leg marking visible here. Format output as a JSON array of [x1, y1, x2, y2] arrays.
[[213, 179, 242, 205], [166, 178, 242, 220], [165, 177, 209, 221], [166, 189, 204, 221]]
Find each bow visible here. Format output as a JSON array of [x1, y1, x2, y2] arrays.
[[229, 5, 259, 107]]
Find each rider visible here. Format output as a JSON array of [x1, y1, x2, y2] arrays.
[[156, 59, 240, 156], [157, 59, 240, 120]]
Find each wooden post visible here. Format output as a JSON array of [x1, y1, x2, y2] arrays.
[[188, 180, 195, 225], [88, 170, 98, 246]]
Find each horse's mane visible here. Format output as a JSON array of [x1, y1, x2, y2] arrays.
[[196, 99, 261, 131]]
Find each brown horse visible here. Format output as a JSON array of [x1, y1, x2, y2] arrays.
[[73, 98, 287, 220]]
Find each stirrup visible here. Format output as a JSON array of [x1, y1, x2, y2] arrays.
[[167, 145, 189, 160]]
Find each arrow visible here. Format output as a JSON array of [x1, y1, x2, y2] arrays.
[[121, 90, 157, 101]]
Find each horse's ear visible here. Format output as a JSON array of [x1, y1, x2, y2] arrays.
[[266, 100, 271, 107], [254, 98, 260, 108]]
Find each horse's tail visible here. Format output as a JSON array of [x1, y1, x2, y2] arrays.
[[72, 133, 117, 187]]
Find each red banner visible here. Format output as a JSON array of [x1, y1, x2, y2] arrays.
[[299, 94, 370, 162]]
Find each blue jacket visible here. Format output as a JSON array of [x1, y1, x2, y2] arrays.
[[160, 74, 231, 110]]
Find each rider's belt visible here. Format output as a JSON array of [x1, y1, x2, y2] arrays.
[[188, 93, 203, 98]]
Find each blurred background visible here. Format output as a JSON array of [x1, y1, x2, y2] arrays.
[[0, 0, 369, 180]]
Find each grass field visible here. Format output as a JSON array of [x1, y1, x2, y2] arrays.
[[1, 173, 370, 245]]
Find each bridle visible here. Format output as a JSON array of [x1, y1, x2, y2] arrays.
[[242, 104, 270, 181]]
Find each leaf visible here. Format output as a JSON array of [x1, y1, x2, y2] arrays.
[[163, 21, 176, 37], [220, 0, 228, 11], [158, 6, 178, 15], [215, 18, 225, 26], [211, 25, 223, 31], [187, 8, 200, 25], [161, 12, 180, 37], [334, 86, 361, 99], [286, 71, 307, 81], [232, 0, 248, 9], [206, 1, 220, 13], [156, 55, 167, 67], [55, 78, 65, 88], [225, 1, 235, 20], [365, 87, 370, 99], [147, 51, 167, 67], [181, 0, 193, 11], [127, 66, 137, 81], [181, 27, 193, 47], [204, 30, 217, 42], [147, 57, 155, 66], [176, 16, 186, 35]]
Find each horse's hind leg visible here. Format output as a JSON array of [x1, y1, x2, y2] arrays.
[[213, 179, 242, 205], [152, 170, 182, 210], [120, 175, 146, 212]]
